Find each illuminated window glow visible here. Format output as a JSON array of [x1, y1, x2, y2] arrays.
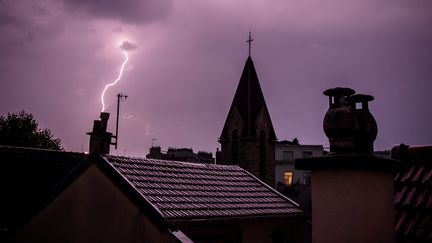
[[284, 171, 293, 186]]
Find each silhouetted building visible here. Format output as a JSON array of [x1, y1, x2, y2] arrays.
[[218, 55, 276, 187], [275, 140, 323, 187], [374, 150, 392, 159], [0, 146, 86, 242], [146, 146, 215, 164], [16, 153, 306, 243], [10, 112, 308, 243], [275, 140, 323, 216]]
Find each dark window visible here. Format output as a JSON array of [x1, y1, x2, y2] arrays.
[[282, 151, 294, 161], [259, 130, 266, 180], [231, 130, 239, 163], [303, 171, 311, 185], [302, 151, 313, 158]]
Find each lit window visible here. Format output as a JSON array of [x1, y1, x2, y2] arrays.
[[284, 171, 293, 186], [282, 151, 293, 161]]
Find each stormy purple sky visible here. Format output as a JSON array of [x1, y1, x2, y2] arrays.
[[1, 0, 431, 156]]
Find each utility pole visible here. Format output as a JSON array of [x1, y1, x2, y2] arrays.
[[112, 93, 128, 149]]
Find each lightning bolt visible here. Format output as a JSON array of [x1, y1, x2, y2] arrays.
[[100, 51, 129, 112]]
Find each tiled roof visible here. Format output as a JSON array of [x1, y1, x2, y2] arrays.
[[393, 145, 432, 242], [103, 155, 301, 221]]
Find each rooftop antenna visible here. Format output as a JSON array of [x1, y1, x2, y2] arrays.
[[112, 93, 128, 149]]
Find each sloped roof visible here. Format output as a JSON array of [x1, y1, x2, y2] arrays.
[[220, 56, 276, 139], [0, 146, 86, 239], [392, 144, 432, 242], [103, 154, 301, 221]]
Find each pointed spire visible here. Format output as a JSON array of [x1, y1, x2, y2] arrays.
[[220, 56, 276, 140], [246, 31, 253, 57]]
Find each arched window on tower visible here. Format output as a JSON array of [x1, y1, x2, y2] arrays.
[[259, 130, 266, 180], [231, 129, 239, 163]]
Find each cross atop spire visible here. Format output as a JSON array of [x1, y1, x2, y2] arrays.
[[246, 31, 253, 56]]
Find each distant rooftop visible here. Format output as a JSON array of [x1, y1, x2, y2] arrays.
[[147, 146, 214, 164]]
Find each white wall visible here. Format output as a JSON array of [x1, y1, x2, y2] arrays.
[[275, 144, 323, 186]]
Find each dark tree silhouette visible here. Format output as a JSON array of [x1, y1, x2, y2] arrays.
[[0, 110, 62, 150]]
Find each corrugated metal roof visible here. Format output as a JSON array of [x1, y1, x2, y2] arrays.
[[103, 155, 301, 221]]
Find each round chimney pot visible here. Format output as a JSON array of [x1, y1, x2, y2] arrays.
[[323, 87, 377, 155], [100, 112, 110, 119], [323, 87, 355, 97], [349, 94, 374, 103]]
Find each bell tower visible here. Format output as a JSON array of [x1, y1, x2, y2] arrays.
[[218, 33, 276, 186]]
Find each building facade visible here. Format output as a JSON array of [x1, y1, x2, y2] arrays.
[[275, 140, 324, 187]]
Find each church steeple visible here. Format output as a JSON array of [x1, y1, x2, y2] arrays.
[[218, 35, 276, 186], [219, 56, 276, 140]]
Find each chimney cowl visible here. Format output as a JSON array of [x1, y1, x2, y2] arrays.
[[99, 112, 110, 131], [87, 112, 112, 154], [323, 87, 377, 155], [100, 112, 110, 119]]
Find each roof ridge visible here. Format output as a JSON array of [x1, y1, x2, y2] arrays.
[[105, 154, 242, 169], [0, 145, 84, 155]]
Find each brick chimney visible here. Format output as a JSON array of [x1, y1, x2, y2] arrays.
[[296, 87, 401, 243], [87, 112, 112, 154]]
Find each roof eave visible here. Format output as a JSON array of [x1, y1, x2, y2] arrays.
[[166, 212, 305, 224]]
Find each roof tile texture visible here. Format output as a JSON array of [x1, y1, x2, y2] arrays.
[[104, 155, 301, 221], [394, 162, 432, 242]]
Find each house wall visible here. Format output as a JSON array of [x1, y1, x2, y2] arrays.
[[176, 217, 308, 243], [311, 169, 395, 243], [15, 164, 179, 243], [242, 218, 308, 243], [275, 145, 323, 161], [275, 145, 323, 186]]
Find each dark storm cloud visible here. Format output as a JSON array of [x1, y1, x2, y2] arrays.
[[0, 1, 31, 45], [0, 1, 64, 47], [62, 0, 173, 24], [120, 41, 138, 51]]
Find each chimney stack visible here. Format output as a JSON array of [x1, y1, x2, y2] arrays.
[[87, 112, 112, 154], [296, 87, 401, 243], [322, 87, 377, 155]]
